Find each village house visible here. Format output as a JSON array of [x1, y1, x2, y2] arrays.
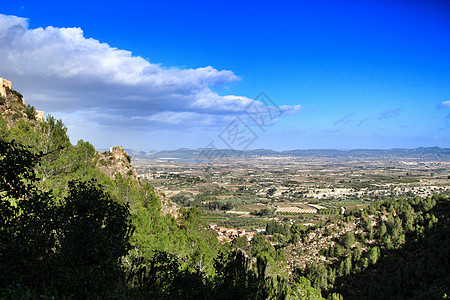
[[225, 229, 239, 239], [209, 223, 260, 242], [244, 231, 257, 241]]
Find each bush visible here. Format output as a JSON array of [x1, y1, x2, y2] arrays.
[[11, 112, 22, 120], [25, 104, 36, 120], [5, 86, 23, 102], [340, 232, 355, 249]]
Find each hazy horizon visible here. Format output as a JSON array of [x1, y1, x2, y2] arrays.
[[118, 145, 450, 154]]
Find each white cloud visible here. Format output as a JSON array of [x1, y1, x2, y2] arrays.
[[0, 15, 236, 87], [440, 101, 450, 108], [0, 14, 301, 134], [137, 111, 219, 126]]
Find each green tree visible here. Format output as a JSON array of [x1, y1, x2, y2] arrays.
[[341, 232, 355, 249], [327, 292, 344, 300], [266, 220, 288, 235], [335, 244, 345, 257], [233, 236, 250, 251], [25, 104, 36, 120], [251, 234, 274, 256], [0, 139, 133, 298], [343, 254, 352, 275], [379, 222, 387, 237], [287, 276, 324, 300], [367, 246, 379, 265], [368, 225, 374, 240], [353, 244, 362, 263], [0, 116, 8, 138]]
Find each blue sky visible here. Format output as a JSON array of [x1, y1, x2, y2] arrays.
[[1, 0, 449, 151]]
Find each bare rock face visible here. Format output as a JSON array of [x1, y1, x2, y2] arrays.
[[97, 146, 138, 180], [0, 87, 28, 127], [156, 189, 180, 218], [0, 80, 45, 127]]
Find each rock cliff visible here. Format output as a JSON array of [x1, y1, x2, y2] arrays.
[[97, 146, 138, 180]]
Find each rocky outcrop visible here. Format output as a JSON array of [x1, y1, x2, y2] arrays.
[[97, 146, 138, 180], [155, 189, 180, 218], [97, 146, 180, 217], [0, 81, 44, 127], [0, 86, 28, 126]]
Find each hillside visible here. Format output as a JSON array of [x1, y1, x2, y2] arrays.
[[0, 81, 39, 126], [0, 83, 222, 298], [283, 195, 450, 298]]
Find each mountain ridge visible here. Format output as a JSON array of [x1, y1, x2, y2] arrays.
[[124, 146, 450, 160]]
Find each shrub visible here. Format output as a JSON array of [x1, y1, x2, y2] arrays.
[[5, 86, 24, 102], [25, 104, 36, 120], [11, 112, 22, 120]]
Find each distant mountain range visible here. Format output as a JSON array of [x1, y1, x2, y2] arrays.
[[124, 147, 450, 161]]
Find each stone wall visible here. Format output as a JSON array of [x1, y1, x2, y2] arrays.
[[36, 110, 45, 121], [0, 77, 12, 97]]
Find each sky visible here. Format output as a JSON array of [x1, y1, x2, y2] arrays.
[[0, 0, 449, 151]]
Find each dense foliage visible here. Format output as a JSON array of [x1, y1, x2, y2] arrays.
[[334, 196, 450, 299], [0, 140, 132, 298], [290, 194, 450, 299]]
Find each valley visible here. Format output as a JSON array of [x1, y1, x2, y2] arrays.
[[132, 150, 450, 231]]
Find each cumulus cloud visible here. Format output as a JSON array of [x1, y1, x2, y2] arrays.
[[0, 14, 300, 131]]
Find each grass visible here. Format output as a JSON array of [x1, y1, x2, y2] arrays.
[[236, 203, 265, 212], [214, 198, 244, 204]]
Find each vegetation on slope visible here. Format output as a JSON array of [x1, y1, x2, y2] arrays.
[[1, 86, 448, 299], [0, 137, 322, 299]]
